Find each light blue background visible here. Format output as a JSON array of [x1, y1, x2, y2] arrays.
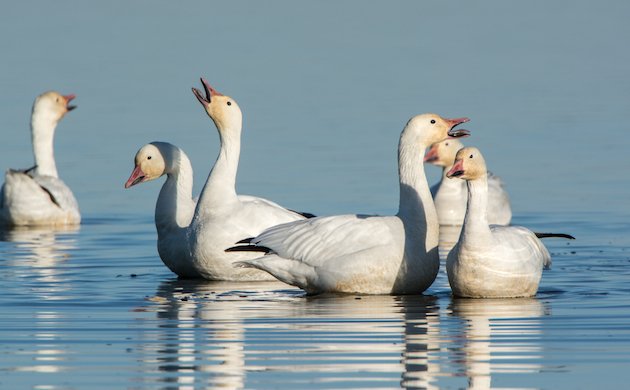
[[1, 1, 627, 219]]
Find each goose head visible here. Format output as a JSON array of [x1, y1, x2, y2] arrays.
[[402, 113, 470, 147], [191, 78, 243, 133], [424, 138, 464, 167], [446, 146, 487, 180], [32, 91, 76, 124], [124, 142, 172, 188]]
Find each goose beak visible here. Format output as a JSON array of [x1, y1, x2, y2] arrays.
[[424, 144, 440, 163], [63, 94, 77, 111], [192, 77, 223, 106], [124, 165, 146, 188], [446, 159, 465, 178], [446, 117, 470, 138]]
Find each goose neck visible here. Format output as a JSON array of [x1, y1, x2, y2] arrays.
[[461, 175, 493, 242], [31, 114, 58, 177], [195, 126, 241, 217], [156, 154, 195, 230], [397, 141, 438, 243]]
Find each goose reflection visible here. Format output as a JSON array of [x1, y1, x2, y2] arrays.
[[0, 225, 78, 299], [448, 297, 549, 390], [0, 226, 78, 376], [139, 281, 443, 389], [399, 295, 441, 390]]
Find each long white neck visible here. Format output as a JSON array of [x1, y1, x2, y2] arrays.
[[194, 123, 241, 219], [155, 151, 195, 233], [460, 175, 494, 244], [397, 139, 439, 257], [31, 112, 59, 177]]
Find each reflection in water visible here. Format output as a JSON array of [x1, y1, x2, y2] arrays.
[[0, 226, 78, 378], [143, 280, 299, 389], [400, 295, 441, 390], [448, 298, 549, 390], [0, 225, 554, 389], [139, 281, 443, 389], [1, 226, 79, 300]]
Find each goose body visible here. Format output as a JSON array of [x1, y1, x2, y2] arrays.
[[0, 91, 80, 227], [232, 114, 471, 294], [125, 79, 309, 280], [125, 142, 198, 278], [445, 147, 550, 298], [425, 139, 511, 226]]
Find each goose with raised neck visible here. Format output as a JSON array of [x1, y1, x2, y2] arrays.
[[425, 139, 511, 226], [445, 146, 567, 298], [186, 78, 311, 281], [230, 113, 470, 294], [0, 91, 80, 227]]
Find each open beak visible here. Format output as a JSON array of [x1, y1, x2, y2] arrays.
[[446, 159, 465, 178], [191, 77, 223, 106], [424, 144, 440, 163], [445, 117, 470, 138], [124, 165, 146, 189], [64, 94, 77, 111]]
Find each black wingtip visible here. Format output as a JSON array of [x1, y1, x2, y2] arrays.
[[235, 237, 255, 245], [535, 232, 576, 240], [9, 165, 38, 176], [289, 209, 317, 219], [225, 244, 271, 254]]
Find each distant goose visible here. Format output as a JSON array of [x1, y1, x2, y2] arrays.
[[0, 91, 80, 227], [229, 113, 470, 294], [425, 139, 511, 226], [445, 147, 573, 298], [128, 78, 311, 281]]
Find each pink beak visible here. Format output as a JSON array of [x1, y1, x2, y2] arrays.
[[446, 159, 465, 178], [63, 94, 77, 111], [192, 77, 223, 106], [444, 117, 470, 138], [424, 144, 440, 163], [444, 117, 469, 127], [124, 165, 146, 188]]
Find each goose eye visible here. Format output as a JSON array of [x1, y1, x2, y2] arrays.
[[227, 101, 232, 106], [430, 119, 436, 124], [445, 142, 449, 146], [147, 156, 152, 160], [469, 154, 473, 158]]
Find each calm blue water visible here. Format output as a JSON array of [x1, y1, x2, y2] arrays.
[[1, 1, 630, 389]]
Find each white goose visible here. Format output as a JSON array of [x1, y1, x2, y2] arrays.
[[445, 147, 573, 298], [0, 91, 80, 227], [425, 139, 511, 226], [124, 140, 308, 279], [184, 78, 311, 281], [125, 142, 199, 278], [230, 114, 471, 295]]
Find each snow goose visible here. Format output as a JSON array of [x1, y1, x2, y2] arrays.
[[186, 78, 312, 281], [425, 139, 511, 226], [125, 142, 199, 278], [445, 147, 573, 298], [0, 91, 80, 227], [229, 113, 471, 294]]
